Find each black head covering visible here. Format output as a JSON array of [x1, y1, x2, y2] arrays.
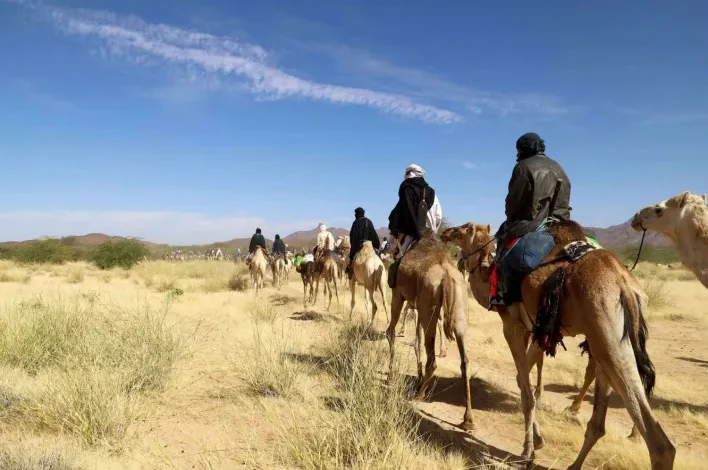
[[516, 132, 545, 161], [256, 228, 262, 234], [275, 234, 280, 240], [354, 207, 365, 218]]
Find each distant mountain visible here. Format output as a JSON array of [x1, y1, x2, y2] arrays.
[[588, 220, 672, 249]]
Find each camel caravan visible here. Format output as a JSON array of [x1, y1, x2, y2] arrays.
[[182, 134, 707, 468]]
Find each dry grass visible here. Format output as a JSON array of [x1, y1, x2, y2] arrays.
[[0, 258, 706, 469], [65, 267, 85, 284], [280, 321, 467, 470], [0, 294, 187, 449]]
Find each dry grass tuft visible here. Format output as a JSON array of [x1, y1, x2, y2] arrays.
[[281, 320, 466, 469], [228, 273, 250, 291], [641, 278, 674, 310], [65, 267, 84, 284], [0, 296, 187, 448], [234, 325, 304, 400], [248, 299, 280, 324], [0, 446, 77, 470]]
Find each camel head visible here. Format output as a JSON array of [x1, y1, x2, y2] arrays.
[[631, 191, 707, 236], [441, 222, 495, 280]]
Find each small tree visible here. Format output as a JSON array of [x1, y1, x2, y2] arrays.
[[13, 239, 69, 264], [89, 239, 151, 270]]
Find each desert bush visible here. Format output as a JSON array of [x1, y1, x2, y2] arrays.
[[89, 239, 151, 270], [228, 273, 250, 291], [11, 239, 69, 265]]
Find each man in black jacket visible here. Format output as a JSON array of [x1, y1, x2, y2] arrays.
[[495, 133, 571, 247], [272, 234, 286, 258], [247, 228, 267, 263], [347, 207, 380, 278]]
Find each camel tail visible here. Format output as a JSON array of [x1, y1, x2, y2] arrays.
[[441, 270, 456, 341], [621, 283, 656, 397]]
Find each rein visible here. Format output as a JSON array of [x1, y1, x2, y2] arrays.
[[628, 227, 647, 272], [462, 236, 497, 274]]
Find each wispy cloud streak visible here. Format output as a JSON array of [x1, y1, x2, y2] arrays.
[[8, 1, 461, 124]]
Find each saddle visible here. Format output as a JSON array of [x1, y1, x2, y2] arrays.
[[491, 219, 603, 357]]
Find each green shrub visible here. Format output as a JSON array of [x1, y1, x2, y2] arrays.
[[89, 239, 150, 270], [11, 239, 69, 265]]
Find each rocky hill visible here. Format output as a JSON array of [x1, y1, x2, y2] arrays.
[[588, 220, 671, 248]]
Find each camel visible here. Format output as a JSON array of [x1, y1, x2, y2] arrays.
[[397, 301, 447, 358], [385, 233, 474, 431], [271, 255, 286, 290], [349, 241, 388, 326], [296, 258, 315, 308], [249, 247, 268, 294], [314, 252, 340, 311], [440, 222, 674, 469], [631, 191, 708, 288], [337, 236, 351, 286]]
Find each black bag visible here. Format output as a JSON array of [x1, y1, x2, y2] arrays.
[[416, 187, 429, 236]]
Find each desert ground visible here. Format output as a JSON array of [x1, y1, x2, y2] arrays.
[[0, 258, 706, 469]]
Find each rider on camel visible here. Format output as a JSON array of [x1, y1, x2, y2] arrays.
[[346, 207, 380, 278], [246, 228, 268, 264], [272, 234, 286, 258], [387, 164, 442, 287]]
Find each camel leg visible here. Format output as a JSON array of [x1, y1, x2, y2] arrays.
[[526, 343, 544, 401], [502, 316, 543, 461], [386, 291, 405, 375], [369, 287, 378, 327], [378, 279, 389, 324], [349, 277, 356, 320], [313, 277, 320, 305], [302, 278, 308, 308], [567, 366, 612, 470], [418, 306, 440, 400], [363, 285, 371, 323], [397, 304, 411, 337], [414, 319, 424, 387], [569, 354, 596, 414], [454, 312, 474, 431], [332, 278, 340, 308], [437, 316, 447, 358]]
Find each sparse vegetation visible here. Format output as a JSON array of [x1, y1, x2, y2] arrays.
[[0, 446, 77, 470], [65, 267, 84, 284], [228, 272, 250, 291], [0, 295, 186, 448], [641, 278, 675, 310], [9, 239, 70, 265]]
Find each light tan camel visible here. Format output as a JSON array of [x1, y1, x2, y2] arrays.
[[337, 236, 351, 286], [441, 222, 674, 469], [314, 253, 340, 311], [385, 233, 474, 431], [249, 247, 268, 294], [349, 241, 388, 326], [270, 255, 286, 290], [631, 191, 708, 288], [397, 301, 447, 358]]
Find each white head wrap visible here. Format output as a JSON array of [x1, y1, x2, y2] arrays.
[[404, 164, 425, 180]]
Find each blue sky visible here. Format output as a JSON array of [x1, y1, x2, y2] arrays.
[[1, 0, 706, 244]]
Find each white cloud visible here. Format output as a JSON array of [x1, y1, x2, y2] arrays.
[[9, 1, 461, 124], [644, 112, 708, 125], [312, 44, 569, 118], [0, 211, 328, 245], [461, 161, 477, 170]]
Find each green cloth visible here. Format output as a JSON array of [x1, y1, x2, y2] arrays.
[[585, 236, 603, 249], [295, 255, 303, 267]]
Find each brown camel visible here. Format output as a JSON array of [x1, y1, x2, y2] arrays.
[[385, 233, 474, 431], [337, 236, 351, 286], [314, 252, 340, 311], [441, 222, 674, 469], [349, 241, 388, 326], [631, 191, 708, 288], [296, 260, 315, 308]]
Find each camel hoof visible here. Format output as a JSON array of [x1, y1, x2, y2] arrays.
[[628, 429, 641, 441], [439, 351, 447, 358], [534, 388, 543, 401], [459, 418, 475, 432], [521, 451, 535, 468], [565, 404, 581, 415]]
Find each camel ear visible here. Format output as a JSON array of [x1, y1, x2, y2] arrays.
[[680, 191, 690, 207], [702, 194, 707, 204], [487, 224, 491, 233]]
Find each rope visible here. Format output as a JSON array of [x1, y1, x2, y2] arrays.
[[461, 237, 497, 260], [629, 227, 647, 272]]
